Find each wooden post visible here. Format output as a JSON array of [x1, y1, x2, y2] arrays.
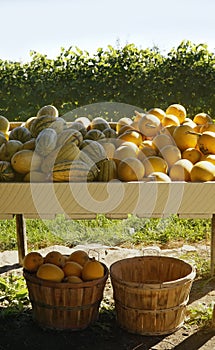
[[211, 215, 215, 326], [16, 214, 27, 266]]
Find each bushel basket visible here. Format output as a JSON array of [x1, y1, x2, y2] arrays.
[[110, 256, 196, 335], [23, 263, 108, 331]]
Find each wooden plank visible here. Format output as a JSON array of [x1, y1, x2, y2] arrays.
[[0, 182, 215, 217]]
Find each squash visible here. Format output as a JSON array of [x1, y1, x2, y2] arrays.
[[81, 258, 104, 281], [55, 143, 80, 163], [9, 126, 32, 143], [0, 160, 16, 181], [36, 104, 59, 118], [0, 140, 23, 161], [35, 128, 58, 156], [97, 159, 117, 182], [84, 129, 105, 141], [165, 103, 187, 124], [90, 117, 109, 131], [52, 159, 98, 182], [11, 149, 42, 174], [57, 128, 83, 147], [30, 115, 57, 137], [80, 140, 107, 165], [36, 263, 64, 282], [197, 131, 215, 155]]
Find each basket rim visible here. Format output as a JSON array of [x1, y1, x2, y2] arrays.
[[23, 262, 109, 288], [110, 255, 196, 288]]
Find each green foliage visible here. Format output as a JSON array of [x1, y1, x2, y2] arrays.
[[186, 303, 214, 328], [0, 214, 211, 252], [0, 274, 30, 316], [0, 41, 214, 121]]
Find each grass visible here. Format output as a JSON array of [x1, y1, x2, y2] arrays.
[[0, 214, 211, 252]]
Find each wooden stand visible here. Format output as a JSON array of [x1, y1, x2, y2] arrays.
[[15, 214, 27, 265]]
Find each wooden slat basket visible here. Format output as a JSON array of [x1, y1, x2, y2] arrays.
[[110, 256, 196, 336], [23, 263, 108, 331]]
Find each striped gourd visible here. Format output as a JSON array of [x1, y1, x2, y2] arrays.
[[30, 115, 57, 138], [35, 128, 58, 156], [66, 121, 87, 137], [80, 140, 107, 165], [52, 160, 98, 182], [57, 128, 83, 147], [0, 160, 16, 181], [55, 143, 80, 163], [97, 159, 117, 182], [9, 126, 32, 143], [36, 105, 59, 118], [41, 147, 60, 174], [102, 127, 117, 139], [84, 129, 105, 141], [90, 117, 109, 131], [49, 117, 67, 134]]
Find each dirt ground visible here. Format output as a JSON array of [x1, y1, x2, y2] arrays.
[[1, 244, 215, 350]]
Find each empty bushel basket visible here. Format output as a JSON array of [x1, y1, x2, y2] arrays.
[[110, 256, 196, 335], [23, 264, 108, 331]]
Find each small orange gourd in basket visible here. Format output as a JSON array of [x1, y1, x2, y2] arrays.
[[81, 257, 105, 281]]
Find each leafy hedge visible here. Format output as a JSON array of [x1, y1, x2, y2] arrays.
[[0, 40, 214, 121]]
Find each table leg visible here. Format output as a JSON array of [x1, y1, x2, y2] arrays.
[[16, 214, 27, 266]]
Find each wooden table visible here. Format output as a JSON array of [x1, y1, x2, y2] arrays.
[[0, 181, 215, 274]]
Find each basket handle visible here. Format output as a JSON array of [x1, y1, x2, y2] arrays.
[[142, 246, 161, 256], [87, 249, 101, 261]]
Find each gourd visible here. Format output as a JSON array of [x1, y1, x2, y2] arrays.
[[9, 126, 32, 143], [11, 149, 42, 174], [0, 160, 16, 181], [35, 128, 58, 156], [52, 160, 98, 182], [97, 159, 117, 182]]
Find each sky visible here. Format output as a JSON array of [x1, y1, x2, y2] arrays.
[[1, 0, 215, 62]]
